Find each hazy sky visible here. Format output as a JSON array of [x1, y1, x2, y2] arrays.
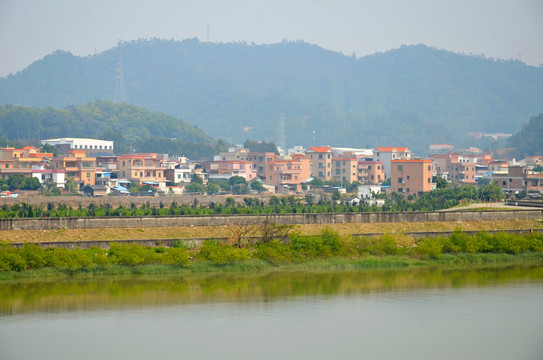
[[1, 0, 542, 77]]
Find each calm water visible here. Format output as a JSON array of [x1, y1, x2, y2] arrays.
[[1, 267, 542, 360]]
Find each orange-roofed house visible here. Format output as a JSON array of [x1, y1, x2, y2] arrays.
[[304, 146, 332, 181], [391, 159, 434, 197], [0, 146, 54, 179], [373, 147, 411, 179]]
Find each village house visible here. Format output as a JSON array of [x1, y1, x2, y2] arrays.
[[51, 150, 96, 188], [263, 155, 311, 192], [493, 166, 543, 194], [357, 160, 385, 184], [331, 155, 358, 183], [117, 153, 167, 185], [373, 147, 411, 179], [304, 146, 333, 181], [390, 159, 434, 197]]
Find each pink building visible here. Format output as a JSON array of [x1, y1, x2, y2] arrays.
[[391, 159, 434, 197], [264, 155, 311, 192]]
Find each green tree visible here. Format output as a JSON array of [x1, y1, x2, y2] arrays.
[[7, 173, 25, 190], [23, 177, 42, 190], [191, 174, 203, 184], [229, 176, 247, 187], [184, 183, 205, 193], [206, 182, 220, 195], [250, 180, 266, 193], [432, 176, 448, 189]]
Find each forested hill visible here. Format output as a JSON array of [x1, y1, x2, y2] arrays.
[[1, 39, 542, 154], [0, 102, 228, 159]]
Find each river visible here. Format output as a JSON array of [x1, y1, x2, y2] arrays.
[[1, 266, 542, 360]]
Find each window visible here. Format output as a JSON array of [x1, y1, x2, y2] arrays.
[[398, 165, 403, 171], [398, 188, 403, 193], [269, 176, 272, 180], [336, 169, 340, 175], [371, 175, 375, 180], [368, 165, 371, 170], [428, 178, 431, 183], [86, 173, 90, 178], [406, 188, 410, 192], [319, 154, 323, 159], [502, 181, 506, 186], [327, 172, 330, 176], [398, 177, 403, 183], [406, 175, 410, 180], [336, 161, 341, 167]]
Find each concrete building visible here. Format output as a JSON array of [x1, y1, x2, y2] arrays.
[[42, 138, 114, 155], [214, 147, 249, 161], [0, 146, 54, 179], [373, 147, 411, 179], [494, 166, 543, 194], [51, 150, 96, 188], [390, 159, 434, 197], [118, 153, 167, 185], [331, 155, 358, 183], [264, 155, 311, 192], [357, 160, 385, 184], [305, 146, 332, 181]]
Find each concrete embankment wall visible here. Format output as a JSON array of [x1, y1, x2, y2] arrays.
[[1, 210, 542, 231]]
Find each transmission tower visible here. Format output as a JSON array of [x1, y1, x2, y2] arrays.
[[277, 114, 286, 157], [114, 40, 127, 104]]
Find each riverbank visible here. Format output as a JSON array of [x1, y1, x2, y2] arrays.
[[2, 228, 542, 281]]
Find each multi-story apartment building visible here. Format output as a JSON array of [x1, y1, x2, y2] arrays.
[[51, 150, 96, 188], [357, 160, 385, 184], [494, 166, 543, 193], [305, 146, 332, 181], [331, 155, 358, 183], [373, 147, 411, 179], [447, 160, 476, 185], [42, 138, 114, 155], [525, 156, 543, 169], [247, 152, 276, 179], [118, 153, 167, 185], [390, 159, 434, 197], [264, 155, 311, 191]]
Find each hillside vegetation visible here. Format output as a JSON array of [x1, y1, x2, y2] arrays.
[[0, 101, 228, 158], [508, 113, 543, 158], [1, 39, 543, 154]]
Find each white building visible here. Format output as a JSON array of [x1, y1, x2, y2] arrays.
[[41, 138, 114, 155]]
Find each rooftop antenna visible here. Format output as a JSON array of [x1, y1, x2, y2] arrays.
[[312, 130, 316, 146], [278, 114, 286, 156], [114, 40, 127, 104], [207, 24, 210, 42]]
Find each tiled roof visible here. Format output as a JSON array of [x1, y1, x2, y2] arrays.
[[307, 146, 331, 153], [376, 147, 409, 152]]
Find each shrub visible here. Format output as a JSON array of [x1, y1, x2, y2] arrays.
[[20, 243, 47, 269], [411, 237, 445, 259], [197, 241, 250, 265], [108, 243, 160, 266], [161, 247, 190, 266], [488, 232, 521, 254], [255, 240, 293, 264]]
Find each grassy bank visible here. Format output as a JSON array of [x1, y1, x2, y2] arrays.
[[1, 228, 543, 280]]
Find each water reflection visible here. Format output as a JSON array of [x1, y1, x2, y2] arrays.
[[2, 266, 542, 315]]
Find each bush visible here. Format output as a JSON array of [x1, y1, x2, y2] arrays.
[[108, 243, 160, 266], [255, 240, 293, 264], [161, 247, 190, 266], [197, 240, 250, 265], [411, 237, 445, 259]]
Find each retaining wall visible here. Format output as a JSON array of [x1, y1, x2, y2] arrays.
[[0, 210, 542, 231]]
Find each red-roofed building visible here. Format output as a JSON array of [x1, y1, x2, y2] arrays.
[[331, 155, 358, 183], [305, 146, 332, 181]]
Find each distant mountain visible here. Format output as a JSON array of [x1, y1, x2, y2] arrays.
[[1, 39, 542, 154]]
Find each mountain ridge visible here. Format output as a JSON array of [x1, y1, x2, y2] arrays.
[[1, 39, 542, 154]]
